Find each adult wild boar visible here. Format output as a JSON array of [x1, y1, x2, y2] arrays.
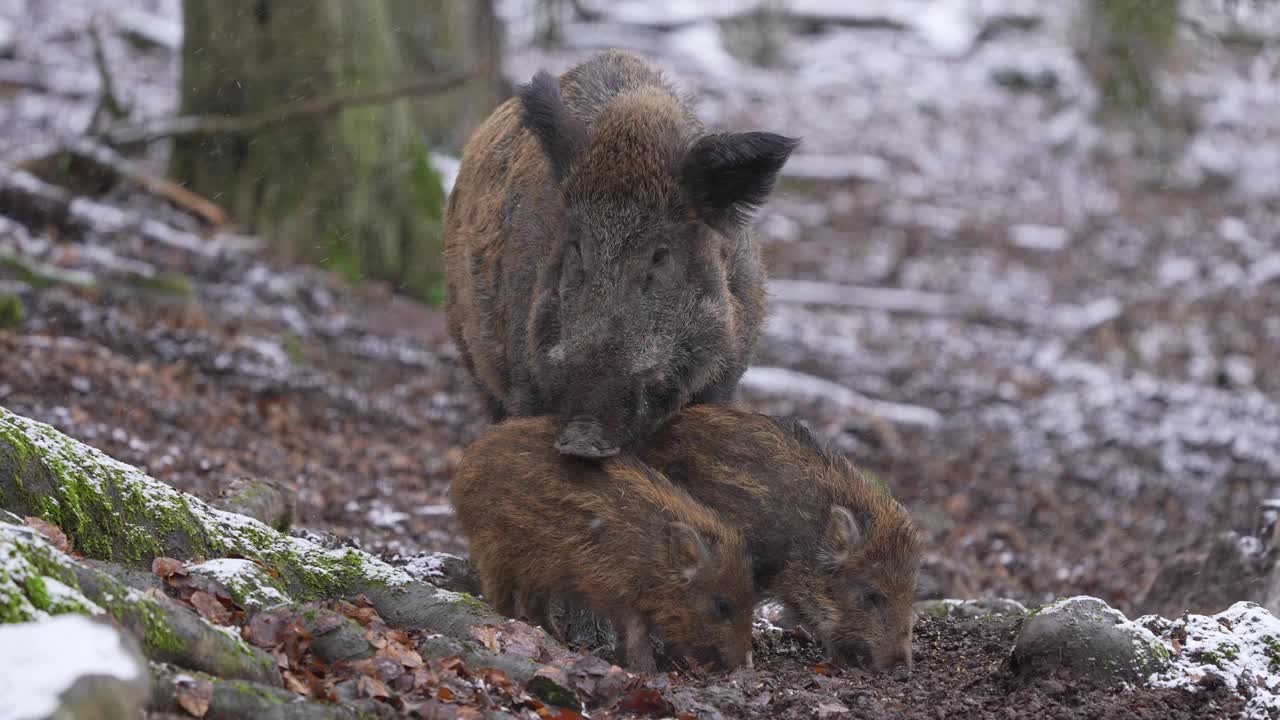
[[443, 50, 798, 458], [451, 417, 755, 672], [637, 405, 922, 678]]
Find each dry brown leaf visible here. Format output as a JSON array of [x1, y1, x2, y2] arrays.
[[385, 641, 424, 669], [617, 688, 674, 717], [283, 671, 313, 698], [152, 556, 187, 578], [358, 674, 393, 699], [189, 590, 231, 625], [246, 610, 287, 648], [469, 625, 501, 654], [174, 677, 213, 717], [24, 517, 70, 553]]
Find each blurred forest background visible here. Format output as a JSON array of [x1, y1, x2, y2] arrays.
[[3, 0, 1280, 621]]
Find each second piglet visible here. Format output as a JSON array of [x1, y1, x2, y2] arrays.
[[638, 405, 923, 678], [450, 418, 756, 672]]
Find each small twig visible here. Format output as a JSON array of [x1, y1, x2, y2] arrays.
[[17, 139, 228, 226], [88, 19, 130, 132], [99, 69, 475, 146]]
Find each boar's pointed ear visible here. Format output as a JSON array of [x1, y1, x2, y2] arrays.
[[682, 131, 799, 231], [821, 506, 863, 568], [517, 70, 588, 185], [668, 521, 713, 581]]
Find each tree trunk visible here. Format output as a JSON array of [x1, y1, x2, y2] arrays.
[[169, 0, 497, 303], [388, 0, 508, 151]]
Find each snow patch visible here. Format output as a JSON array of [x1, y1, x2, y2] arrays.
[[1144, 602, 1280, 720], [0, 615, 142, 720]]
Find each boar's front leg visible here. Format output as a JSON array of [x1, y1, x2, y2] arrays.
[[623, 614, 658, 672]]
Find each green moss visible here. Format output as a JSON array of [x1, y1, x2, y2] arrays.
[[227, 680, 289, 706], [22, 574, 50, 612], [0, 293, 23, 329], [1, 411, 225, 565], [1262, 635, 1280, 672], [97, 588, 184, 655], [449, 591, 490, 615], [1217, 641, 1239, 662]]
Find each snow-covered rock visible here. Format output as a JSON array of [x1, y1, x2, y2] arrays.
[[1144, 601, 1280, 720]]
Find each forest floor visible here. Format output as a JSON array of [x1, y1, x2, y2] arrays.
[[4, 0, 1280, 718]]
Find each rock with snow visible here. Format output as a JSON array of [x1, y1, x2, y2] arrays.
[[1012, 596, 1169, 683], [400, 551, 481, 595], [1144, 601, 1280, 719], [187, 558, 291, 612], [0, 614, 150, 720]]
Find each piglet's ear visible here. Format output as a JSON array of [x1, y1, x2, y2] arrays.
[[821, 505, 863, 568], [517, 70, 588, 185], [668, 521, 713, 582], [682, 131, 799, 231]]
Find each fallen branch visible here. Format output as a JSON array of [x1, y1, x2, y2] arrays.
[[740, 365, 944, 430], [100, 69, 474, 146], [16, 138, 229, 225], [0, 405, 509, 639], [0, 163, 219, 259]]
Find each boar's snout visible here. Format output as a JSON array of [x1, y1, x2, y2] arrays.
[[554, 418, 621, 458], [554, 376, 644, 458]]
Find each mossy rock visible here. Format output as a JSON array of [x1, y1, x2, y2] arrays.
[[1011, 596, 1169, 683]]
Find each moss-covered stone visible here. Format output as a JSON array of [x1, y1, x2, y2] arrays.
[[0, 406, 512, 642]]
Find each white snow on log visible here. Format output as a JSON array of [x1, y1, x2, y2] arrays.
[[0, 614, 143, 720], [741, 366, 943, 429], [117, 9, 183, 51], [1143, 602, 1280, 720], [187, 558, 290, 608]]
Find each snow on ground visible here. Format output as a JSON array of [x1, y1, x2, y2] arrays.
[[0, 614, 143, 720], [1145, 602, 1280, 720]]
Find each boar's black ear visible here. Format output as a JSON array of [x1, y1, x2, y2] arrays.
[[682, 131, 799, 231], [821, 506, 863, 568], [517, 70, 588, 185], [668, 522, 713, 581]]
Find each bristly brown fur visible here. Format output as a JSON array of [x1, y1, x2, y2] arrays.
[[450, 417, 756, 671], [442, 50, 798, 458], [635, 405, 923, 675]]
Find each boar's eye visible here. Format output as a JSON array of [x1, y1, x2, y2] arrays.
[[651, 245, 670, 267], [711, 594, 733, 621], [862, 588, 887, 611]]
